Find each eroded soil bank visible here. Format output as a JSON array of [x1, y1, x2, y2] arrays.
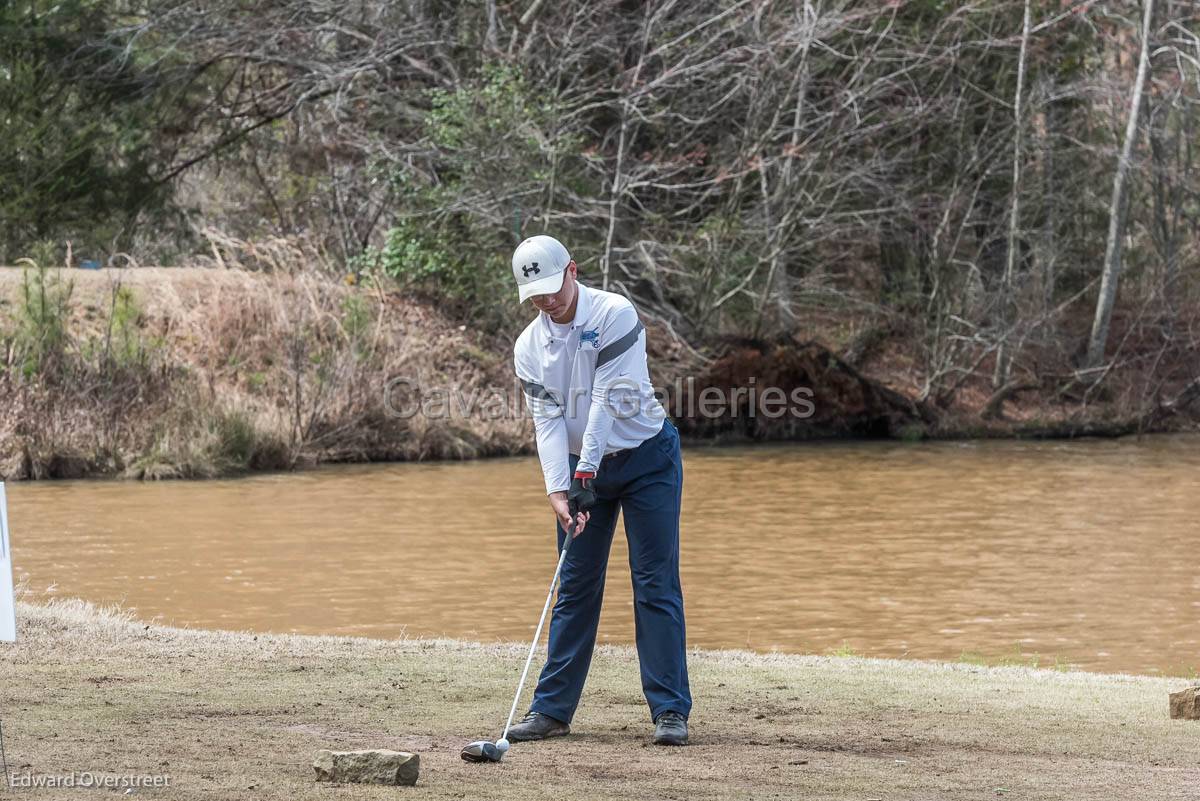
[[2, 267, 1196, 480]]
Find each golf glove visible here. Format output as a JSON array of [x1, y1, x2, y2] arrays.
[[568, 470, 596, 517]]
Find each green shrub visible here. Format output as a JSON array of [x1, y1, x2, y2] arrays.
[[358, 219, 520, 332], [103, 284, 153, 368], [12, 259, 74, 377], [363, 63, 590, 333]]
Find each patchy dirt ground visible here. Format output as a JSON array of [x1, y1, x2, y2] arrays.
[[1, 600, 1197, 800]]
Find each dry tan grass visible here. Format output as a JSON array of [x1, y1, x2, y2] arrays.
[[1, 599, 1197, 800], [1, 264, 1196, 481], [192, 228, 342, 278], [0, 267, 532, 479]]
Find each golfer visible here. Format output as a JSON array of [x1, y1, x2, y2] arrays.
[[507, 234, 691, 746]]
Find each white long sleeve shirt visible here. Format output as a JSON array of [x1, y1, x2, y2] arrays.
[[514, 282, 665, 495]]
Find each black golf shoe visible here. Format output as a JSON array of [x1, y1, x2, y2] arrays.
[[653, 711, 689, 745], [506, 711, 570, 742]]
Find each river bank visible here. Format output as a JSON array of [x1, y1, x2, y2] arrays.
[[1, 599, 1196, 800], [2, 266, 1196, 481], [0, 266, 529, 480]]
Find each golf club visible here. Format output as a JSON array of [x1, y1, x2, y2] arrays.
[[461, 518, 578, 764]]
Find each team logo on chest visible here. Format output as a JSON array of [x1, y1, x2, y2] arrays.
[[579, 328, 600, 349]]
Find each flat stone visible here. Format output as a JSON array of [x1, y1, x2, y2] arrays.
[[313, 749, 419, 786], [1169, 687, 1200, 720]]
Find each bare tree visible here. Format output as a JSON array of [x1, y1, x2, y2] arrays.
[[1085, 0, 1157, 370], [993, 0, 1033, 389], [88, 0, 1195, 425]]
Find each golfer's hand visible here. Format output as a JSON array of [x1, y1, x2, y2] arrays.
[[549, 491, 589, 537]]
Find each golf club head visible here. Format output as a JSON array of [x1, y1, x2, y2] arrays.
[[460, 740, 504, 763]]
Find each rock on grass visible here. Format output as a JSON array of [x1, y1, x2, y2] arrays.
[[1169, 687, 1200, 720], [312, 749, 419, 786]]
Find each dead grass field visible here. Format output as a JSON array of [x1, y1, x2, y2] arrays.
[[1, 600, 1197, 800], [0, 267, 530, 480], [2, 265, 1197, 482]]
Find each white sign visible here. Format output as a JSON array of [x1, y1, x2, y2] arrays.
[[0, 482, 14, 642]]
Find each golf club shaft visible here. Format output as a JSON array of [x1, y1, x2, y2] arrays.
[[501, 520, 576, 741]]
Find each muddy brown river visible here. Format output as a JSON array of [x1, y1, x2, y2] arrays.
[[7, 436, 1199, 675]]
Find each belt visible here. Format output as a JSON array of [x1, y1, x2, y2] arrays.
[[601, 422, 670, 462]]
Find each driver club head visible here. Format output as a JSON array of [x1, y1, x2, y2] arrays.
[[460, 740, 504, 763]]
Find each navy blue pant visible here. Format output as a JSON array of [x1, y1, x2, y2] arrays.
[[530, 419, 692, 724]]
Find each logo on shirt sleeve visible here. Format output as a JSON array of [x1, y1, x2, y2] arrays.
[[579, 328, 600, 349]]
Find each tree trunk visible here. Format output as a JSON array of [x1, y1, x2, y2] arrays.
[[753, 0, 817, 338], [1085, 0, 1156, 369], [1040, 88, 1061, 314], [601, 6, 653, 293], [993, 0, 1032, 388], [485, 0, 499, 52], [601, 107, 628, 292]]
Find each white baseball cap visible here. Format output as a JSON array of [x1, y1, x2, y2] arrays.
[[512, 235, 572, 302]]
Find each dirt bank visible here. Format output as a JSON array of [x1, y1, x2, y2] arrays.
[[0, 600, 1196, 800], [0, 267, 528, 479], [1, 266, 1196, 481]]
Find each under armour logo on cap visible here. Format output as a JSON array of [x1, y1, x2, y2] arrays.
[[512, 235, 572, 302]]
